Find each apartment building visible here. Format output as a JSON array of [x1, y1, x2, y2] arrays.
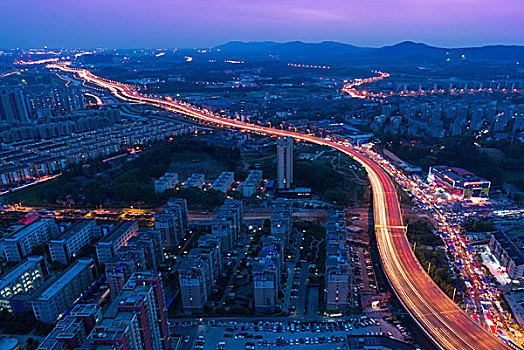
[[37, 304, 101, 350], [212, 171, 234, 193], [178, 258, 209, 314], [154, 172, 179, 194], [242, 170, 263, 197], [95, 221, 139, 264], [1, 218, 58, 262], [154, 198, 188, 248], [93, 272, 169, 350], [48, 219, 97, 264], [30, 259, 95, 323], [0, 256, 47, 313], [325, 210, 350, 311]]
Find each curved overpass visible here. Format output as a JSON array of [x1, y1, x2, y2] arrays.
[[49, 64, 512, 350]]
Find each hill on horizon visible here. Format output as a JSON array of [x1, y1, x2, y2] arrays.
[[213, 40, 524, 65]]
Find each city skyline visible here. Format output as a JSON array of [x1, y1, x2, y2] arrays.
[[0, 0, 523, 49], [1, 1, 523, 349]]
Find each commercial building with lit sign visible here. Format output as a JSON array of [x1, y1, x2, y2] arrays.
[[428, 166, 490, 199]]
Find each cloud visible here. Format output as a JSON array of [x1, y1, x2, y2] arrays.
[[282, 6, 347, 21]]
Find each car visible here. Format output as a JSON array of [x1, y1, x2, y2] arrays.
[[184, 336, 190, 343]]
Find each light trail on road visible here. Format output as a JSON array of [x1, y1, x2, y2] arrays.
[[0, 70, 20, 78], [47, 63, 513, 350], [15, 57, 59, 65], [341, 72, 523, 101]]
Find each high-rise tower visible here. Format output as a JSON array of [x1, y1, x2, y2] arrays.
[[277, 136, 293, 190]]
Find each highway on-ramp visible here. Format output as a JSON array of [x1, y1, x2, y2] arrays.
[[48, 63, 512, 350]]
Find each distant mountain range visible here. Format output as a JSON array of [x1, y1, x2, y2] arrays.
[[213, 40, 524, 65]]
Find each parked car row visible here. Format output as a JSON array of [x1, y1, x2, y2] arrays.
[[218, 318, 377, 336], [258, 335, 347, 347]]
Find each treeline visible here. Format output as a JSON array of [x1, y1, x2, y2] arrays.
[[0, 309, 54, 336], [27, 138, 241, 208], [416, 249, 467, 301], [295, 160, 367, 206], [406, 218, 467, 301], [378, 134, 524, 189], [463, 218, 495, 232], [406, 219, 442, 246]]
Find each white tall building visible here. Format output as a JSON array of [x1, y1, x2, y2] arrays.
[[277, 137, 293, 190]]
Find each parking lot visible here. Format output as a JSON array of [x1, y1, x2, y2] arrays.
[[186, 318, 405, 350], [349, 247, 378, 301]]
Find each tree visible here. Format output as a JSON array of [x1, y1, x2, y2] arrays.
[[323, 190, 351, 206]]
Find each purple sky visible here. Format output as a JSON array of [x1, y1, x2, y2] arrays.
[[1, 0, 523, 48]]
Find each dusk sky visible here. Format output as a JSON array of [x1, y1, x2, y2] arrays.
[[1, 0, 523, 49]]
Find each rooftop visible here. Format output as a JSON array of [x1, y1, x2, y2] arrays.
[[98, 221, 137, 244], [0, 256, 44, 291], [493, 231, 524, 265], [347, 335, 414, 350], [431, 166, 490, 185], [50, 219, 95, 243], [31, 259, 93, 301], [4, 218, 52, 241]]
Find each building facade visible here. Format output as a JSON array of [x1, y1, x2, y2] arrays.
[[0, 88, 30, 123], [37, 304, 101, 350], [0, 256, 47, 313], [48, 219, 97, 264], [178, 259, 208, 314], [490, 232, 524, 280], [277, 137, 293, 190], [154, 198, 189, 248], [95, 221, 139, 264], [428, 166, 490, 199], [212, 172, 234, 193], [1, 218, 58, 262], [242, 170, 263, 197], [30, 259, 95, 323]]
